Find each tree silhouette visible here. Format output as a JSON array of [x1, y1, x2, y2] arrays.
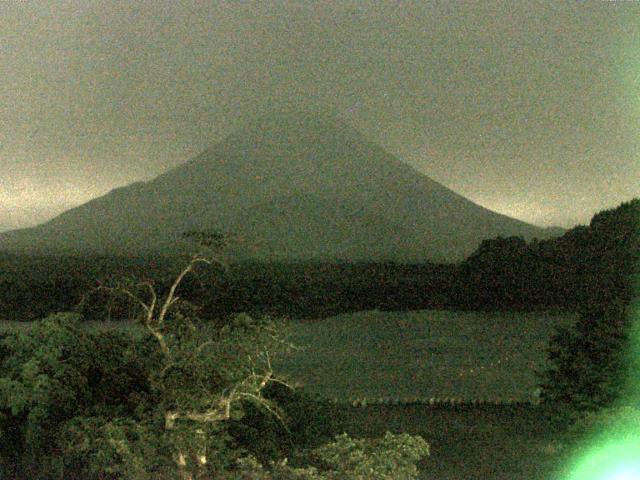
[[540, 199, 640, 426]]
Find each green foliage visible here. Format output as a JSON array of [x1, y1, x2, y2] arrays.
[[0, 229, 436, 479], [227, 432, 429, 480], [1, 199, 638, 323], [0, 255, 456, 322], [539, 200, 640, 429], [0, 312, 157, 479], [310, 431, 429, 479], [0, 310, 432, 479], [57, 416, 173, 480], [456, 199, 639, 311], [229, 382, 338, 465], [541, 301, 629, 415]]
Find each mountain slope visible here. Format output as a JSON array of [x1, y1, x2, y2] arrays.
[[0, 111, 562, 262]]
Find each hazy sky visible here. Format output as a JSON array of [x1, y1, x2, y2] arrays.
[[1, 0, 638, 232]]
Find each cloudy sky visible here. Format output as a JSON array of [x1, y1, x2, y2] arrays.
[[1, 0, 638, 232]]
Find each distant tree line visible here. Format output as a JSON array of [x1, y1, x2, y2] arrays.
[[0, 199, 637, 322], [454, 199, 638, 311], [0, 257, 457, 322]]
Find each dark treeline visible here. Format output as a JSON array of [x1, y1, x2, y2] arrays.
[[455, 198, 639, 313], [0, 256, 457, 321], [0, 199, 637, 321]]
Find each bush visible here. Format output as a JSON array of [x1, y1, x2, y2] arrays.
[[0, 313, 157, 479], [227, 431, 430, 480]]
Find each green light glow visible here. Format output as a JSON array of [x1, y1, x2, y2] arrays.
[[564, 437, 640, 480], [562, 289, 640, 480]]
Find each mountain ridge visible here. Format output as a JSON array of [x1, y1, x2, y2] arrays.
[[0, 111, 564, 262]]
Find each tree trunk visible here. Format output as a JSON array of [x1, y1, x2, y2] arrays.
[[177, 452, 193, 480]]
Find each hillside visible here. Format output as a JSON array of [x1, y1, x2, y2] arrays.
[[0, 111, 562, 262]]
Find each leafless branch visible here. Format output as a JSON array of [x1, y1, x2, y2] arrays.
[[158, 256, 213, 326]]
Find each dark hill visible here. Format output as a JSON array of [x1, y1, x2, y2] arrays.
[[0, 111, 563, 262]]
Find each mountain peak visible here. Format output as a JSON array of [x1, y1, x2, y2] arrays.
[[223, 105, 376, 148]]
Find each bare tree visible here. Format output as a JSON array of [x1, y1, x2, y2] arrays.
[[95, 231, 293, 479]]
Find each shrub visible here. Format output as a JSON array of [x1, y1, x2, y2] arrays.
[[0, 313, 157, 479], [226, 431, 430, 480]]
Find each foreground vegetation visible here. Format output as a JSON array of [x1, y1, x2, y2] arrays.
[[0, 233, 431, 479], [0, 199, 637, 478], [0, 313, 432, 479]]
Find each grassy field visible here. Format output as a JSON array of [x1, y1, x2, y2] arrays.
[[275, 309, 577, 403]]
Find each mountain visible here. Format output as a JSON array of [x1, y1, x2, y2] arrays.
[[0, 110, 563, 262]]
